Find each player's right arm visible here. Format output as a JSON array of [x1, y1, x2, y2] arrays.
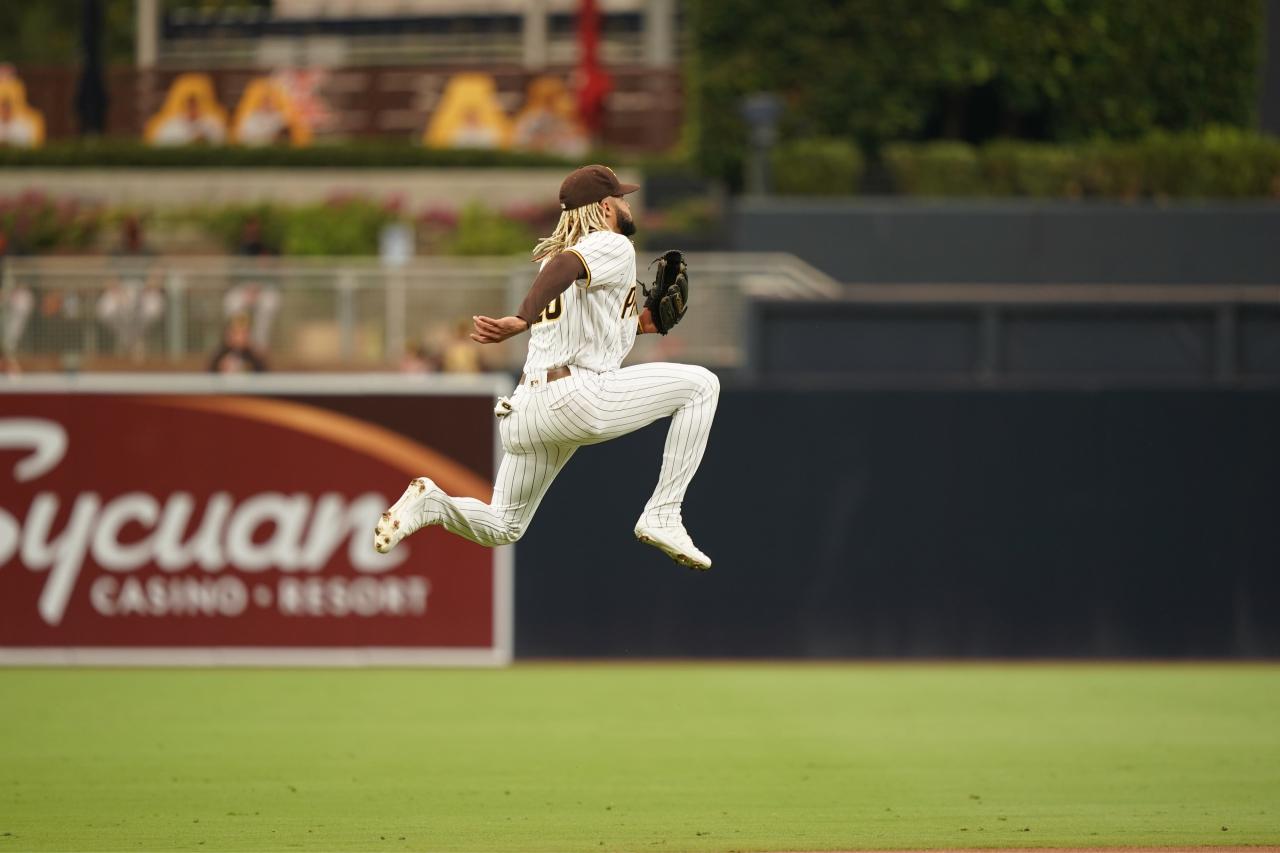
[[470, 251, 586, 344]]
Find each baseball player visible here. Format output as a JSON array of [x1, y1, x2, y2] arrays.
[[375, 164, 718, 569]]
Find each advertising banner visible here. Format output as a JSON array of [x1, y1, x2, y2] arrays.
[[0, 375, 510, 665]]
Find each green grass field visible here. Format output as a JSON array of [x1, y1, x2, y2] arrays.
[[1, 663, 1278, 852]]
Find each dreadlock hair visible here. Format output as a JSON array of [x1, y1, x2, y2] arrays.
[[530, 202, 612, 262]]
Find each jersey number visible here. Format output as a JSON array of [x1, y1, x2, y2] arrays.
[[540, 295, 563, 323]]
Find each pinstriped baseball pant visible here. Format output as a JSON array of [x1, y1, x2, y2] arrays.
[[416, 362, 719, 545]]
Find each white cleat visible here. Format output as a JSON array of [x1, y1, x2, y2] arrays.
[[634, 523, 712, 571], [374, 477, 438, 554]]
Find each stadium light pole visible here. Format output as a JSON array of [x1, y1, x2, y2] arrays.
[[741, 93, 781, 196]]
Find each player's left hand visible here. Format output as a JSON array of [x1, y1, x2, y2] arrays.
[[643, 250, 689, 335], [638, 307, 660, 335], [470, 315, 529, 344]]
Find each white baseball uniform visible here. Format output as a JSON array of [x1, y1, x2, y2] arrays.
[[405, 229, 719, 546]]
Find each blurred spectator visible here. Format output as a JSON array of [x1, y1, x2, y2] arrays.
[[235, 87, 289, 146], [0, 93, 40, 148], [451, 106, 501, 150], [96, 217, 164, 362], [1, 285, 33, 358], [511, 76, 588, 158], [440, 319, 482, 373], [237, 214, 268, 256], [1, 227, 34, 358], [232, 77, 313, 147], [423, 73, 511, 150], [399, 343, 440, 374], [0, 67, 44, 149], [209, 314, 267, 374], [222, 216, 281, 352], [151, 92, 227, 146]]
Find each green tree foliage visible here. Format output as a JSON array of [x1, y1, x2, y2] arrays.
[[0, 2, 267, 66], [0, 1, 134, 65], [688, 0, 1263, 183]]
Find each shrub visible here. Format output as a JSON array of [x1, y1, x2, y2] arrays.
[[1075, 141, 1147, 199], [280, 198, 399, 256], [1135, 127, 1280, 198], [5, 196, 556, 257], [883, 142, 983, 196], [980, 142, 1083, 198], [193, 203, 288, 252], [770, 137, 864, 195], [0, 191, 104, 252], [0, 140, 579, 169], [180, 199, 397, 256], [887, 131, 1280, 199], [443, 203, 535, 256]]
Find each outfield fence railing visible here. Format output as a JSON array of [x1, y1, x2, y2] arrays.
[[0, 253, 839, 373]]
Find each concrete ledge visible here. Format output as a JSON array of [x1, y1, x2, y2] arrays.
[[0, 167, 642, 210], [731, 198, 1280, 284]]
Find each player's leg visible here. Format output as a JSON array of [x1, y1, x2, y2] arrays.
[[550, 363, 719, 567], [375, 399, 575, 551]]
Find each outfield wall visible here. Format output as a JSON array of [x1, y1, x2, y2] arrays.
[[515, 387, 1280, 658], [0, 375, 512, 666], [3, 378, 1275, 662]]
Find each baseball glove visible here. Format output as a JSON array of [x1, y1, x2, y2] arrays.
[[643, 250, 689, 335]]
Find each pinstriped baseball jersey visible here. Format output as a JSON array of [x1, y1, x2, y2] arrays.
[[524, 230, 639, 374], [374, 225, 721, 569]]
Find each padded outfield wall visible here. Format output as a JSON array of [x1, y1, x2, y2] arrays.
[[1, 378, 1275, 662], [515, 387, 1280, 659]]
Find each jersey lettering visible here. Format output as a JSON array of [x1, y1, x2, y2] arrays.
[[525, 231, 638, 374], [541, 294, 564, 323]]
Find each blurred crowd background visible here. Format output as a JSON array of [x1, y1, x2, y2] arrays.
[[0, 0, 1277, 379], [0, 2, 1278, 658]]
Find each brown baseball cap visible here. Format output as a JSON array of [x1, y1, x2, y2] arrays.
[[559, 164, 640, 210]]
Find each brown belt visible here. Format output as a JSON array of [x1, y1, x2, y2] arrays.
[[518, 366, 572, 386]]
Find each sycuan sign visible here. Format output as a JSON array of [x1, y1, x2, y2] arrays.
[[0, 376, 511, 665]]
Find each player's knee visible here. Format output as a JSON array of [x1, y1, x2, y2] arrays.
[[496, 522, 525, 545], [692, 366, 719, 397]]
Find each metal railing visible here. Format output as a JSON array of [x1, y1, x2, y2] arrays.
[[158, 33, 650, 68], [0, 253, 838, 373]]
